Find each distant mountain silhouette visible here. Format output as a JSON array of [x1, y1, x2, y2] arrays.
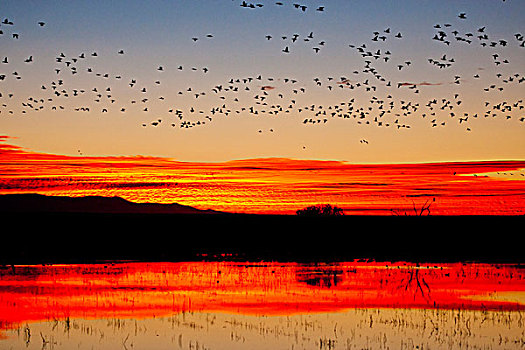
[[0, 193, 221, 214]]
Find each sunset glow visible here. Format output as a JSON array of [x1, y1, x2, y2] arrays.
[[2, 1, 524, 348], [1, 0, 525, 215], [1, 0, 524, 164], [1, 136, 524, 214]]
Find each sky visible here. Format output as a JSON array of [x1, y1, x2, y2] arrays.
[[0, 0, 524, 163], [1, 135, 524, 214]]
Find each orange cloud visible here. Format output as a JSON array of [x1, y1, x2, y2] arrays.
[[1, 136, 524, 215]]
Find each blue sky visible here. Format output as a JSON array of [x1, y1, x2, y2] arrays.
[[1, 0, 524, 162]]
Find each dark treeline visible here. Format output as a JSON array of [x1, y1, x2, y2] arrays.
[[1, 213, 523, 265]]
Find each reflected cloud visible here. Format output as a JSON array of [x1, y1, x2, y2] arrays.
[[0, 261, 524, 334], [296, 267, 344, 288]]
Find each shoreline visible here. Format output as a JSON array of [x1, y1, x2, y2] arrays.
[[1, 212, 523, 265]]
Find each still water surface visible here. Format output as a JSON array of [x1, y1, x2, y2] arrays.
[[1, 262, 524, 349]]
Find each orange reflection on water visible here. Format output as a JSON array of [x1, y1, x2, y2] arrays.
[[0, 262, 524, 333]]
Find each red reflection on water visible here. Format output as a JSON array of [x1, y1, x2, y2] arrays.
[[0, 262, 524, 333]]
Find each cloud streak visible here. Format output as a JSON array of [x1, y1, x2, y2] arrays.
[[1, 136, 524, 215]]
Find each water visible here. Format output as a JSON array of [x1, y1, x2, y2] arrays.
[[1, 262, 524, 349], [5, 309, 525, 350]]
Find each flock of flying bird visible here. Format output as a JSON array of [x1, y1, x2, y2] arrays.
[[0, 1, 524, 149]]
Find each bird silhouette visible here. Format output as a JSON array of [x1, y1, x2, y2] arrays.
[[0, 0, 521, 147]]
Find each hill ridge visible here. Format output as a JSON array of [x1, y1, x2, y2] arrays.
[[0, 193, 221, 214]]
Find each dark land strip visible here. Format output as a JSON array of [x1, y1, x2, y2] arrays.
[[0, 194, 523, 264]]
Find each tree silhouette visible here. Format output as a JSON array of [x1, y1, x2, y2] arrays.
[[296, 204, 345, 216], [391, 198, 435, 216]]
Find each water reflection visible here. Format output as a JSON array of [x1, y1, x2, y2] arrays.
[[1, 262, 524, 349], [3, 308, 524, 349], [296, 267, 344, 288]]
